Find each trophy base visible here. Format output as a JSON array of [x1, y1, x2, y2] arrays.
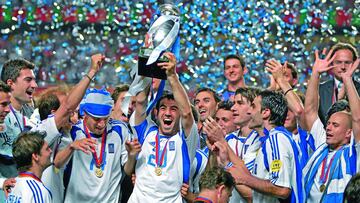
[[138, 48, 168, 80]]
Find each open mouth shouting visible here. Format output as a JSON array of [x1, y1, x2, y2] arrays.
[[25, 88, 35, 98], [163, 118, 173, 128]]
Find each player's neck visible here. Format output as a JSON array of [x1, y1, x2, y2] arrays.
[[227, 80, 245, 92], [27, 167, 43, 180], [10, 97, 23, 111], [264, 121, 276, 132], [290, 126, 298, 135], [239, 125, 252, 138]]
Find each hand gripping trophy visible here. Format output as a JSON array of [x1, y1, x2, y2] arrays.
[[138, 1, 180, 80]]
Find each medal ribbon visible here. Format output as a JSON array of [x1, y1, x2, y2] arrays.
[[194, 196, 213, 203], [9, 105, 26, 132], [155, 131, 170, 168], [235, 139, 239, 157], [319, 147, 342, 184], [19, 171, 42, 183], [83, 119, 106, 168]]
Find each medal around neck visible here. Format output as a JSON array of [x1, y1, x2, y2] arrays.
[[138, 3, 180, 80], [155, 167, 162, 176], [320, 184, 326, 193], [95, 166, 104, 178]]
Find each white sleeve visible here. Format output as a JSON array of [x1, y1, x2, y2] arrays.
[[0, 177, 4, 189], [266, 134, 292, 189], [310, 117, 326, 149], [31, 117, 60, 146], [184, 122, 199, 163], [120, 125, 130, 166]]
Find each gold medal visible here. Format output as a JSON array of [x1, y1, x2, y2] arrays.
[[95, 167, 103, 178], [155, 167, 162, 176], [320, 184, 326, 192]]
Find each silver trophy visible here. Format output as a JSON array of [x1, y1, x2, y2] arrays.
[[138, 2, 180, 79]]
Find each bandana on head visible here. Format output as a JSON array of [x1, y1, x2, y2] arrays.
[[82, 88, 114, 118]]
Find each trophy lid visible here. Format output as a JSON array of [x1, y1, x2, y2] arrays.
[[159, 3, 180, 16]]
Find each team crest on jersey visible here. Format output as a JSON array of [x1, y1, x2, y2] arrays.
[[169, 141, 175, 151], [108, 143, 115, 153]]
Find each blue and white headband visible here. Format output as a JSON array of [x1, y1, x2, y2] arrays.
[[82, 88, 113, 118]]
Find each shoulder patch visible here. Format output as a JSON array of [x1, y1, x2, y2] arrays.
[[270, 160, 282, 172]]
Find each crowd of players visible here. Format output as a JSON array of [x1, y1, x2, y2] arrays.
[[0, 41, 360, 203]]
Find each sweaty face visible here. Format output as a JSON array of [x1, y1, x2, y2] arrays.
[[9, 69, 38, 104], [85, 114, 110, 136], [215, 109, 237, 134], [231, 94, 252, 127], [224, 58, 245, 84], [156, 98, 181, 136], [325, 112, 352, 150], [38, 141, 52, 169], [0, 92, 11, 123], [248, 96, 264, 130], [194, 91, 218, 122], [284, 109, 297, 133], [331, 49, 354, 81]]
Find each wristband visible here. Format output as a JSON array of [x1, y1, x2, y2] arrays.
[[284, 88, 293, 96], [84, 74, 94, 81]]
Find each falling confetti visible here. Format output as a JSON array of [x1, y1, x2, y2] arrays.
[[0, 0, 359, 94]]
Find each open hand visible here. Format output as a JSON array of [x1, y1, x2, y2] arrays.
[[312, 48, 336, 74]]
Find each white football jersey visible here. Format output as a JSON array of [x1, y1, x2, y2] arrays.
[[189, 149, 208, 194], [227, 130, 260, 203], [252, 127, 303, 203], [31, 115, 70, 203], [6, 176, 52, 203], [128, 118, 198, 203], [303, 118, 358, 203], [1, 106, 33, 158], [64, 119, 129, 203]]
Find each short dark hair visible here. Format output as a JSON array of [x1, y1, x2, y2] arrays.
[[235, 87, 262, 104], [259, 90, 288, 126], [111, 84, 129, 103], [1, 58, 35, 83], [326, 99, 350, 124], [330, 42, 359, 61], [195, 87, 221, 103], [286, 62, 298, 80], [155, 91, 175, 111], [199, 166, 235, 191], [224, 54, 246, 69], [343, 173, 360, 203], [0, 81, 11, 93], [38, 93, 61, 121], [12, 131, 47, 172], [217, 100, 234, 111]]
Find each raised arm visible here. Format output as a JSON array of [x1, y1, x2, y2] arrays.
[[54, 54, 104, 129], [304, 49, 336, 130], [266, 60, 304, 119], [134, 81, 150, 126], [158, 52, 194, 137], [342, 59, 360, 142]]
